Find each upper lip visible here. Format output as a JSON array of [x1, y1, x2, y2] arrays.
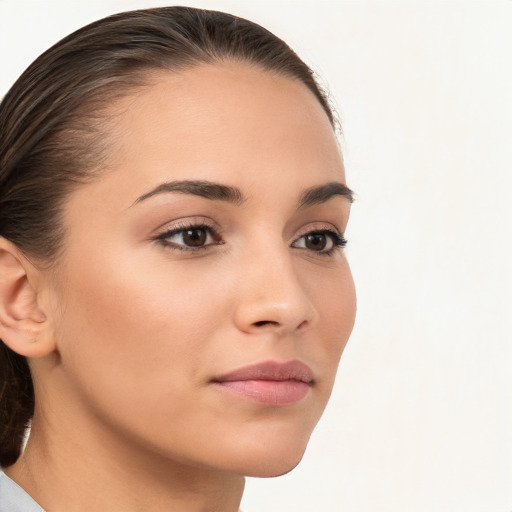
[[212, 360, 314, 384]]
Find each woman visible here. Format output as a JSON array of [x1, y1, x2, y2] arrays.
[[0, 6, 355, 511]]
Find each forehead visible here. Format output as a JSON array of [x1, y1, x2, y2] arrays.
[[82, 63, 346, 210]]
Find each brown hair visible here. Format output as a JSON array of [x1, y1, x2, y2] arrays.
[[0, 6, 336, 467]]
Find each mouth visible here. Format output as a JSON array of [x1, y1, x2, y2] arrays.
[[211, 360, 314, 406]]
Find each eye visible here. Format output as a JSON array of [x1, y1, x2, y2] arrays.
[[292, 230, 347, 254], [155, 223, 220, 251]]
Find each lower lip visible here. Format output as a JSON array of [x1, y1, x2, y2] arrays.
[[214, 379, 311, 406]]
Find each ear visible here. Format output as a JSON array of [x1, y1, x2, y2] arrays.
[[0, 237, 56, 358]]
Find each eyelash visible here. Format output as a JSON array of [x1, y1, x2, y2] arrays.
[[293, 230, 347, 256], [154, 222, 347, 256], [154, 222, 222, 252]]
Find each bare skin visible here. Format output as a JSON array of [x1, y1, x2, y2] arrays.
[[1, 63, 356, 511]]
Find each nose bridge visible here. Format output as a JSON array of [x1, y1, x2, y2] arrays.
[[233, 236, 317, 333]]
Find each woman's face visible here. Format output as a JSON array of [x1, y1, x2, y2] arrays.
[[41, 63, 356, 477]]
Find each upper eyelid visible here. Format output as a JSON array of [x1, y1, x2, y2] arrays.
[[156, 221, 342, 237], [154, 219, 344, 238], [153, 217, 220, 235], [292, 222, 343, 239], [157, 225, 216, 240]]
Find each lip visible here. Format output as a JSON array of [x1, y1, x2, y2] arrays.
[[212, 361, 314, 406]]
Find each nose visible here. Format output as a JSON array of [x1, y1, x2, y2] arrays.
[[233, 244, 318, 335]]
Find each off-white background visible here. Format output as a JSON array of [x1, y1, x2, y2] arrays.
[[1, 1, 511, 511]]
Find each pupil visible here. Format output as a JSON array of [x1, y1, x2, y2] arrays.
[[306, 233, 326, 251], [184, 229, 206, 246]]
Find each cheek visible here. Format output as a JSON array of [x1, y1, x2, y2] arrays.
[[327, 267, 356, 345], [52, 250, 227, 410], [60, 246, 218, 341], [306, 262, 356, 380], [49, 251, 239, 464]]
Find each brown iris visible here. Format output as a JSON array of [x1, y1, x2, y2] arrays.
[[182, 228, 207, 247], [304, 233, 329, 251]]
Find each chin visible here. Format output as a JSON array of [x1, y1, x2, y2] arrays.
[[244, 451, 304, 478], [225, 431, 311, 478], [214, 403, 327, 478], [245, 453, 305, 478]]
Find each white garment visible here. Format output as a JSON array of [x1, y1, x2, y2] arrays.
[[0, 471, 44, 512], [0, 470, 246, 511]]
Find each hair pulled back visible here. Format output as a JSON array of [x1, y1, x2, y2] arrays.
[[0, 6, 335, 467]]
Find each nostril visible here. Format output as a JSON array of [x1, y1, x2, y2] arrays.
[[253, 320, 279, 328]]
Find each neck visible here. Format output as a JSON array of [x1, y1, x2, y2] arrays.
[[6, 408, 245, 512]]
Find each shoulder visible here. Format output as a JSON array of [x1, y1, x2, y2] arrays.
[[0, 471, 45, 512]]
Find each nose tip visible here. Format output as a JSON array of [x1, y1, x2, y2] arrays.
[[233, 261, 318, 335], [236, 304, 314, 335]]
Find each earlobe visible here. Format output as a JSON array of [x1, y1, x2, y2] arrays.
[[0, 237, 55, 358]]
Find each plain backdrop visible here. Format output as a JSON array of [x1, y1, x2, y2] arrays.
[[1, 1, 511, 511]]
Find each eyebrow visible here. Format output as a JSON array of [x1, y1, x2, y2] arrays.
[[133, 179, 353, 207], [133, 180, 245, 206], [299, 182, 354, 208]]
